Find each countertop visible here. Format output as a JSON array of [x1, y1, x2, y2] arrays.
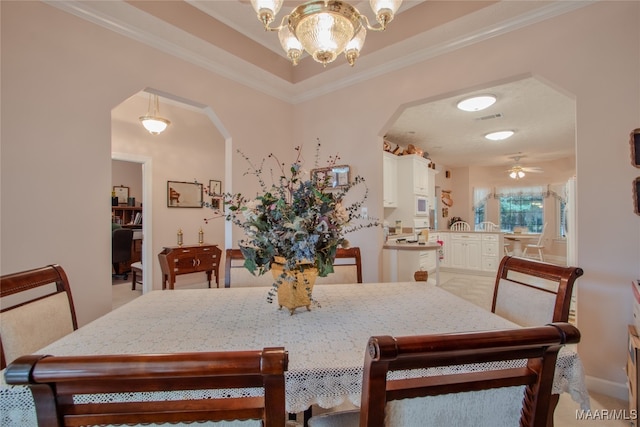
[[383, 241, 441, 250]]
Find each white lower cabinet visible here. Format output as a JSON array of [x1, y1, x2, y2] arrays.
[[449, 233, 482, 270], [440, 231, 504, 274], [481, 233, 501, 272]]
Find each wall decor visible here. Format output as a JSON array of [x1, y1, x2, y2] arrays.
[[631, 128, 640, 168], [209, 179, 222, 196], [113, 185, 129, 204], [311, 165, 350, 189], [167, 181, 203, 208], [634, 177, 640, 216]]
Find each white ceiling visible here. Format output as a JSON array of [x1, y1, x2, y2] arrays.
[[49, 0, 582, 170]]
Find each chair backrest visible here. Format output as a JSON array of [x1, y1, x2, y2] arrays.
[[112, 227, 133, 263], [358, 323, 580, 427], [450, 221, 470, 231], [226, 247, 363, 287], [476, 221, 499, 231], [491, 256, 583, 326], [315, 247, 363, 284], [0, 264, 78, 369], [6, 347, 288, 427], [533, 223, 547, 246], [224, 249, 276, 288]]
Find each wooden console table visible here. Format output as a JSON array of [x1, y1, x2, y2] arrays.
[[157, 244, 221, 289]]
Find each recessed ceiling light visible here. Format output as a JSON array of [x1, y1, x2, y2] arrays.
[[485, 130, 514, 141], [456, 95, 497, 112]]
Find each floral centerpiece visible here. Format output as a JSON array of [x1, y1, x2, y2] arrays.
[[209, 141, 378, 312]]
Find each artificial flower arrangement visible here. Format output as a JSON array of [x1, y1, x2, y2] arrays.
[[204, 141, 378, 304]]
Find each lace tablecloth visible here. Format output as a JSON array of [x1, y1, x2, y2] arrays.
[[0, 282, 589, 425]]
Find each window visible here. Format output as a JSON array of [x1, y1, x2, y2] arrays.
[[474, 202, 486, 226], [558, 198, 567, 237], [499, 193, 544, 233]]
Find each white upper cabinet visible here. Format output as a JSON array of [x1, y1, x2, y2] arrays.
[[383, 152, 398, 208]]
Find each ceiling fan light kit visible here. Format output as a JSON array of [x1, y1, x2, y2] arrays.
[[250, 0, 402, 67]]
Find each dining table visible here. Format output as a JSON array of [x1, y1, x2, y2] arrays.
[[0, 282, 590, 426], [504, 233, 541, 256]]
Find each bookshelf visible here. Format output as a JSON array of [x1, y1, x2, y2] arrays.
[[112, 206, 142, 227]]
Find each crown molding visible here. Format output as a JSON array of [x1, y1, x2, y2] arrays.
[[45, 1, 592, 105]]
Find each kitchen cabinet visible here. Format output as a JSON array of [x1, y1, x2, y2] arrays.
[[449, 233, 482, 271], [383, 152, 398, 208], [438, 231, 503, 274], [397, 155, 431, 196], [481, 233, 501, 272]]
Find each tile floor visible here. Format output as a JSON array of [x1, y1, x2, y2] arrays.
[[112, 272, 631, 426]]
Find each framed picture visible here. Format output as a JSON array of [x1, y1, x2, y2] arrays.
[[311, 165, 351, 189], [634, 177, 640, 216], [167, 181, 203, 208], [113, 186, 129, 204], [209, 179, 222, 196], [210, 197, 222, 211], [631, 129, 640, 168]]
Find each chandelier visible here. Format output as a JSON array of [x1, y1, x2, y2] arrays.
[[139, 94, 170, 135], [250, 0, 403, 67]]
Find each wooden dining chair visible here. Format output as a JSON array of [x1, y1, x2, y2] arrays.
[[308, 323, 580, 427], [0, 264, 78, 369], [316, 247, 363, 284], [224, 248, 276, 288], [5, 347, 288, 427], [491, 256, 584, 327], [449, 221, 471, 231]]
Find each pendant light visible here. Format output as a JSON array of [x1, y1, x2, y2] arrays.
[[139, 94, 170, 135]]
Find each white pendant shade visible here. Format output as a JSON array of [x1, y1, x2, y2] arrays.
[[139, 94, 170, 135]]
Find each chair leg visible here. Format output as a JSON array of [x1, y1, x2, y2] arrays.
[[538, 248, 544, 261]]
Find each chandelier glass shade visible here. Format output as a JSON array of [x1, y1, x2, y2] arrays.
[[139, 94, 170, 135], [251, 0, 402, 67]]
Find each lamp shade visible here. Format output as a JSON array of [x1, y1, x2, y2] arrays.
[[139, 116, 170, 135]]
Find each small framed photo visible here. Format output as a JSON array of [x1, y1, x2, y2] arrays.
[[312, 165, 350, 189], [211, 197, 222, 211], [113, 186, 129, 204], [209, 179, 222, 196], [167, 181, 203, 208], [631, 129, 640, 168], [634, 177, 640, 216]]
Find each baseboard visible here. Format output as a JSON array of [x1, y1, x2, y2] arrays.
[[585, 375, 629, 402]]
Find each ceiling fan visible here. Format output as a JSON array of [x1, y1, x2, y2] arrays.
[[506, 156, 543, 179]]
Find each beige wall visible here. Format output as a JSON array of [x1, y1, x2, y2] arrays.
[[2, 0, 639, 399], [112, 160, 142, 204]]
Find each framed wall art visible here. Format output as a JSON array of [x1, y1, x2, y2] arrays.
[[167, 181, 203, 208], [209, 179, 222, 196], [311, 165, 350, 189], [631, 128, 640, 168], [634, 177, 640, 216], [113, 185, 129, 204]]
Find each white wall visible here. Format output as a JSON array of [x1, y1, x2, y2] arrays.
[[112, 160, 142, 205], [1, 0, 638, 399]]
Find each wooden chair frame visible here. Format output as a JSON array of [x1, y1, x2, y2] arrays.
[[356, 323, 580, 427], [5, 347, 288, 427], [491, 256, 584, 325], [0, 264, 78, 369], [225, 247, 363, 287]]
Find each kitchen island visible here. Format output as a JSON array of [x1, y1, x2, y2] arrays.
[[383, 240, 441, 284], [383, 230, 504, 283]]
